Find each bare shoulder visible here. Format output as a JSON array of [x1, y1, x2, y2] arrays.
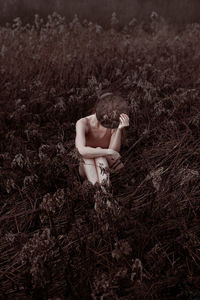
[[76, 117, 89, 132], [76, 117, 86, 125]]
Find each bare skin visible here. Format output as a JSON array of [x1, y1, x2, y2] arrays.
[[75, 112, 129, 187]]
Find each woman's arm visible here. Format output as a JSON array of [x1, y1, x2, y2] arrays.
[[79, 146, 111, 159], [108, 128, 123, 152], [75, 119, 117, 159], [108, 113, 129, 152]]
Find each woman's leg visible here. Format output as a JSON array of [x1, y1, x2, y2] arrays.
[[95, 157, 110, 186], [106, 155, 124, 172], [79, 158, 99, 185]]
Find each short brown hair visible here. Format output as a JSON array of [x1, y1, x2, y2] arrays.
[[95, 92, 129, 129]]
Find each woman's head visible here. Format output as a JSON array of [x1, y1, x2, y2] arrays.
[[94, 92, 129, 129]]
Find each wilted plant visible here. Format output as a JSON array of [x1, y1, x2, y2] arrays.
[[146, 167, 164, 191], [22, 174, 38, 191], [178, 167, 199, 186], [6, 178, 16, 194], [39, 189, 65, 222], [19, 228, 57, 288], [0, 11, 200, 300], [131, 258, 143, 282], [110, 12, 119, 30], [112, 240, 132, 260], [11, 153, 25, 169]]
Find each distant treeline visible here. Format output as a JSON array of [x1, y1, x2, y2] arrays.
[[0, 0, 200, 26]]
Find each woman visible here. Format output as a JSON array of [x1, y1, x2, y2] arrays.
[[75, 92, 130, 189]]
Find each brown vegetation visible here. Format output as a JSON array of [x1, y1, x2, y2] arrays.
[[0, 13, 200, 299]]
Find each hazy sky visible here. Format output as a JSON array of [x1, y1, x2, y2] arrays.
[[0, 0, 200, 25]]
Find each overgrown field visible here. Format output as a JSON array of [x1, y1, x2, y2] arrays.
[[0, 12, 200, 300]]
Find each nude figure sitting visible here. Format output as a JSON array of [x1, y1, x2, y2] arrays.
[[75, 92, 130, 189]]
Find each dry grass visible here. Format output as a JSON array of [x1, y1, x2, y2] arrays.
[[0, 12, 200, 300]]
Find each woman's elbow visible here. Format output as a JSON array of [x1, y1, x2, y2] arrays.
[[76, 146, 83, 156], [76, 146, 85, 157]]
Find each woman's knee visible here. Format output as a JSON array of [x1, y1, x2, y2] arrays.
[[95, 156, 109, 166], [83, 158, 96, 169], [95, 157, 110, 184]]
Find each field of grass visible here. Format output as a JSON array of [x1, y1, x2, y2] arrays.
[[0, 12, 200, 299]]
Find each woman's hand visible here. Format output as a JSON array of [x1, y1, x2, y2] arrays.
[[96, 148, 120, 161], [106, 149, 124, 171], [107, 148, 121, 160], [95, 148, 123, 171], [118, 113, 129, 130]]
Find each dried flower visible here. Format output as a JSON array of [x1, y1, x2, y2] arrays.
[[6, 178, 15, 194], [23, 174, 38, 190], [11, 153, 25, 168], [154, 101, 167, 116], [178, 167, 199, 186], [146, 167, 164, 191], [1, 45, 7, 57], [111, 12, 119, 28], [4, 232, 16, 243], [95, 24, 103, 34], [38, 144, 51, 160], [129, 18, 137, 27], [131, 258, 143, 282], [56, 142, 66, 154], [19, 228, 57, 288], [39, 189, 65, 222], [112, 240, 132, 260], [151, 11, 159, 20], [54, 97, 66, 111], [190, 112, 200, 127]]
